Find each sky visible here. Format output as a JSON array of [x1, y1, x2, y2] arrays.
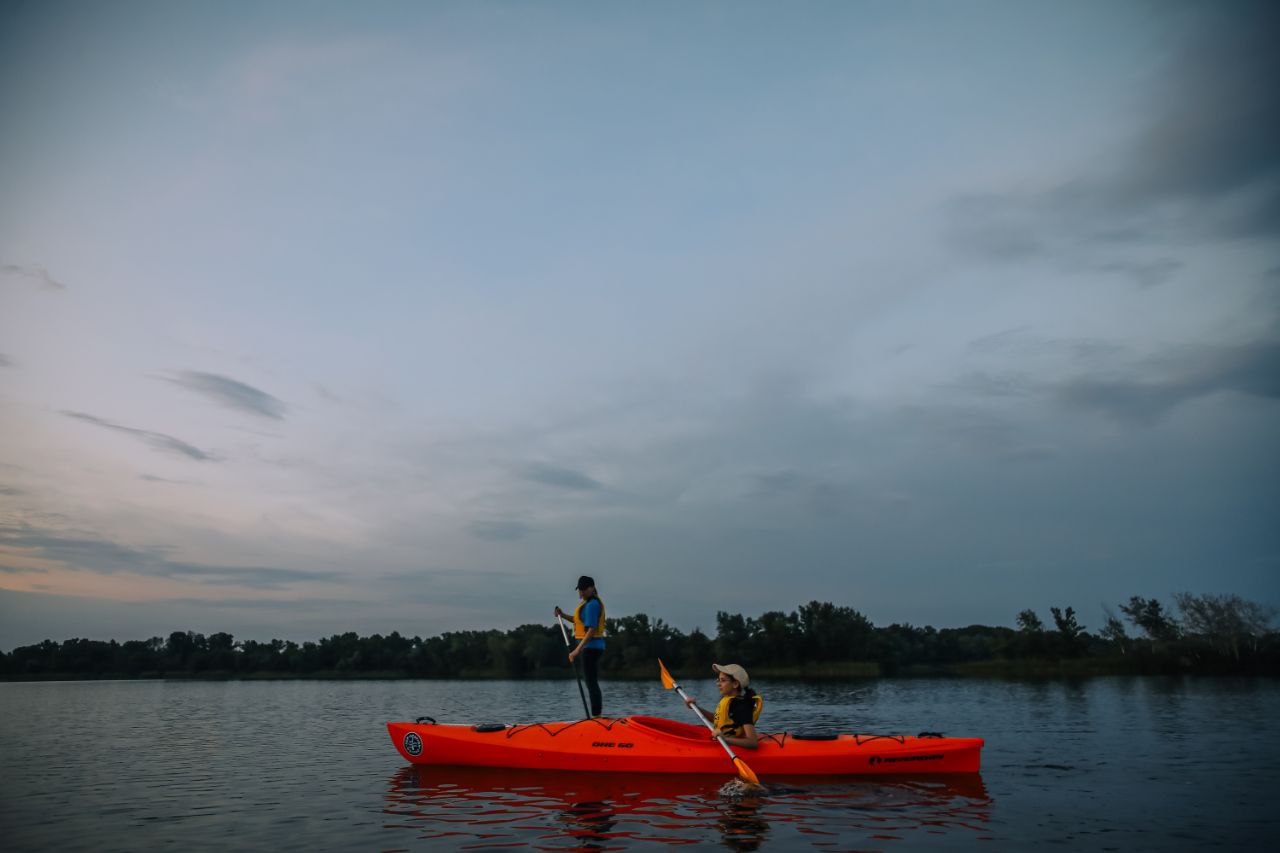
[[1, 0, 1277, 651]]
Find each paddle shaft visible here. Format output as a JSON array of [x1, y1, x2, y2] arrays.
[[556, 616, 592, 720]]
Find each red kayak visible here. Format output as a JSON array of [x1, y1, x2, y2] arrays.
[[387, 716, 983, 775]]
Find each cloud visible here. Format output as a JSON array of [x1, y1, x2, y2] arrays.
[[945, 193, 1048, 261], [0, 525, 338, 589], [954, 334, 1280, 424], [467, 520, 530, 542], [1055, 340, 1280, 424], [139, 474, 196, 485], [157, 596, 348, 610], [519, 462, 603, 491], [752, 470, 807, 498], [949, 371, 1036, 399], [1, 263, 67, 290], [947, 4, 1280, 259], [61, 411, 218, 461], [966, 329, 1127, 368], [0, 353, 13, 367], [222, 37, 395, 121], [372, 567, 533, 609], [170, 565, 335, 588], [1113, 2, 1280, 212], [747, 470, 863, 518], [165, 371, 287, 419], [1094, 259, 1183, 290]]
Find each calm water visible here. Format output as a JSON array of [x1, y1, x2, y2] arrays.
[[1, 677, 1276, 851]]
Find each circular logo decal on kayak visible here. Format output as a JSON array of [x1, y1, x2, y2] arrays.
[[403, 732, 423, 756]]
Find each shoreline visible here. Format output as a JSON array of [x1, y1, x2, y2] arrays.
[[4, 659, 1276, 682]]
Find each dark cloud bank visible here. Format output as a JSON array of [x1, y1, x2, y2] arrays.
[[1055, 341, 1280, 424], [949, 3, 1280, 258]]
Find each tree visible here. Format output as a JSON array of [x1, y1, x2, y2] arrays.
[[165, 631, 208, 669], [611, 613, 660, 669], [487, 633, 522, 675], [1016, 610, 1044, 633], [749, 611, 802, 665], [1173, 592, 1277, 661], [518, 628, 557, 673], [206, 632, 236, 671], [1050, 607, 1085, 638], [797, 601, 874, 661], [1119, 596, 1179, 646], [1050, 606, 1087, 657], [1099, 604, 1128, 654], [714, 612, 752, 663], [686, 628, 713, 670]]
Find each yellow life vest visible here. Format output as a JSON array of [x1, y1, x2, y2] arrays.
[[573, 596, 606, 639], [713, 691, 763, 737]]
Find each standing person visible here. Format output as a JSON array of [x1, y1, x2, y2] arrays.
[[554, 576, 606, 717], [684, 663, 761, 749]]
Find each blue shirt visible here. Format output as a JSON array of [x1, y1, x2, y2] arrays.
[[581, 598, 605, 650]]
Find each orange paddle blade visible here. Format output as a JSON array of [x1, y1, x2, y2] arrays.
[[733, 757, 761, 786], [658, 658, 675, 690]]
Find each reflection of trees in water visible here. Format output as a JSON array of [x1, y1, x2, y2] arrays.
[[560, 800, 618, 852], [716, 795, 769, 852]]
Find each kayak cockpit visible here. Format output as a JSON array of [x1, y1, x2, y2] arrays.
[[624, 715, 714, 740]]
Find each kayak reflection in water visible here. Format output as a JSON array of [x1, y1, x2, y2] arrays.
[[559, 800, 617, 851], [717, 793, 770, 853], [684, 663, 762, 750], [384, 766, 990, 849]]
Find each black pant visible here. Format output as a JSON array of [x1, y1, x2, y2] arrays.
[[581, 647, 603, 716]]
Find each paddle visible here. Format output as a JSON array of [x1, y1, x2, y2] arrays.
[[658, 658, 760, 786], [556, 613, 592, 720]]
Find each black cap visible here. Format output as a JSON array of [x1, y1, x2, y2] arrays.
[[575, 575, 596, 590]]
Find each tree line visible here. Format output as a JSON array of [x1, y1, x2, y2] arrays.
[[2, 593, 1276, 680]]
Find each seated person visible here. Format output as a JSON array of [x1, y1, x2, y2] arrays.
[[684, 663, 761, 749]]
